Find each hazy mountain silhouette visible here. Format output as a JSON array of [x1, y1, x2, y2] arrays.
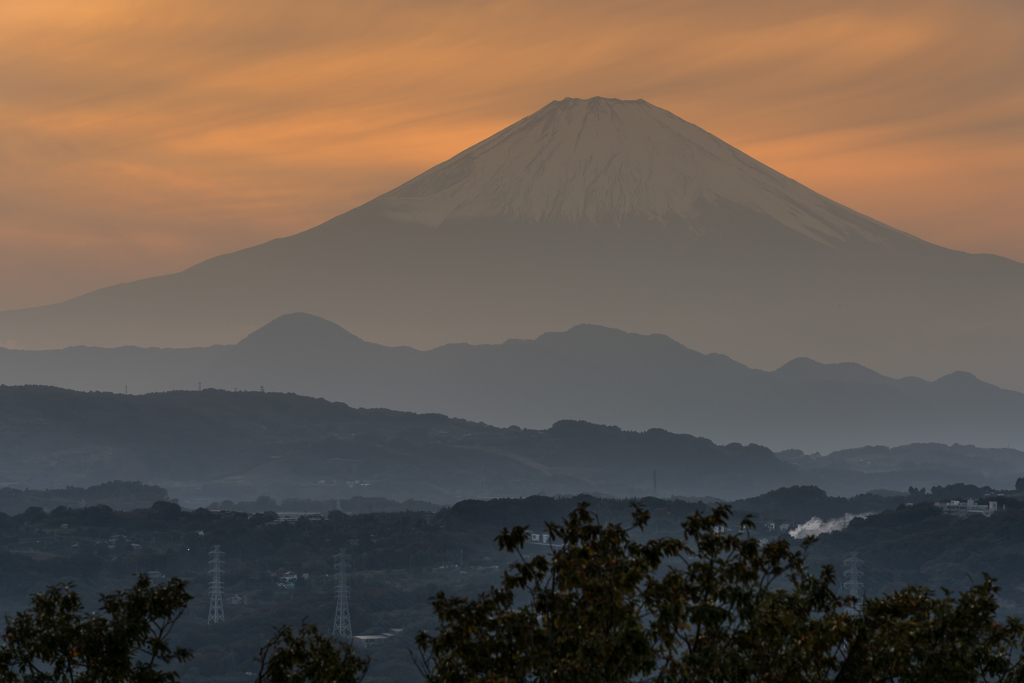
[[4, 384, 1024, 503], [3, 97, 1024, 390], [3, 312, 1023, 453], [0, 385, 797, 502]]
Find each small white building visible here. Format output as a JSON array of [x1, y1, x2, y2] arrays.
[[352, 636, 389, 649], [936, 499, 999, 517], [352, 630, 403, 650]]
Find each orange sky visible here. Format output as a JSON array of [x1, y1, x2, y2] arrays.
[[1, 0, 1022, 311]]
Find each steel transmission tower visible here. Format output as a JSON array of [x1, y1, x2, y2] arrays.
[[843, 552, 865, 611], [333, 549, 353, 640], [208, 545, 225, 624]]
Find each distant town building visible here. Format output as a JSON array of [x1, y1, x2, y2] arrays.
[[268, 512, 327, 524], [352, 628, 403, 650], [352, 635, 389, 649], [936, 499, 999, 517]]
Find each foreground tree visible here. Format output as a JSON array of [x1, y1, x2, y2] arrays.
[[0, 575, 193, 683], [417, 503, 1024, 683], [837, 579, 1024, 682], [0, 578, 369, 683], [254, 622, 367, 683], [5, 507, 1023, 682]]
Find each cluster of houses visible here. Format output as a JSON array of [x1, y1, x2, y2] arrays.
[[935, 499, 1000, 517], [103, 533, 144, 550], [270, 568, 310, 588]]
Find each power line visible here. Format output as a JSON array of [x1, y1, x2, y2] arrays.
[[333, 549, 353, 641], [208, 545, 225, 624], [843, 552, 865, 612]]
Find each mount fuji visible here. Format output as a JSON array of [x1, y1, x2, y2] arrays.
[[3, 97, 1024, 388]]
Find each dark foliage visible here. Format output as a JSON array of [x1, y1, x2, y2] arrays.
[[255, 623, 367, 683], [0, 575, 192, 682], [418, 503, 1024, 682]]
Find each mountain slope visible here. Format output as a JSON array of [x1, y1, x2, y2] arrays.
[[2, 384, 1023, 502], [2, 97, 1024, 389], [0, 384, 796, 502], [4, 313, 1024, 453], [366, 97, 901, 244]]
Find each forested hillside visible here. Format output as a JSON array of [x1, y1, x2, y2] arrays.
[[5, 385, 1024, 506], [0, 385, 794, 502]]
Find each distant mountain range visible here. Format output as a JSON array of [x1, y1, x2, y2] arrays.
[[3, 313, 1024, 453], [3, 97, 1024, 391], [1, 385, 1022, 505]]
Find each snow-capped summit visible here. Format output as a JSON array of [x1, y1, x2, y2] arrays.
[[368, 97, 897, 246]]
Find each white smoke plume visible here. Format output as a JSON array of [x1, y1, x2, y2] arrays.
[[788, 512, 874, 539]]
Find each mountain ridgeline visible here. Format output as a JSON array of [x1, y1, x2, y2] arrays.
[[0, 384, 792, 503], [3, 313, 1024, 453], [2, 384, 1024, 505], [2, 97, 1024, 392]]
